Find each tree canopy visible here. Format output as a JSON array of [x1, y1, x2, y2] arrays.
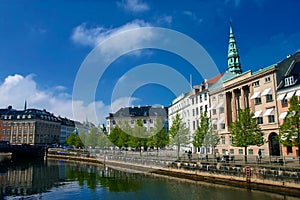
[[279, 95, 300, 155], [193, 112, 219, 154], [230, 108, 264, 162], [169, 113, 190, 158]]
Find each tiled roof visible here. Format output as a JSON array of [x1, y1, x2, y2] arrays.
[[277, 52, 300, 91], [209, 71, 238, 92], [107, 106, 168, 118], [0, 108, 59, 122]]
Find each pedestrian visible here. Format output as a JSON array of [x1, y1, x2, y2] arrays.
[[188, 150, 192, 161], [258, 149, 262, 163]]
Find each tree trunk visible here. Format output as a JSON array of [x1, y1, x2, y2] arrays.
[[244, 146, 248, 163]]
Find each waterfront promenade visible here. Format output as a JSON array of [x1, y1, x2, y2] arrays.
[[47, 148, 300, 197]]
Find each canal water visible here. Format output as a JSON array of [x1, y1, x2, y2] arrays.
[[0, 156, 299, 200]]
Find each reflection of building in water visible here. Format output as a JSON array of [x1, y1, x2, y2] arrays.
[[0, 159, 60, 197]]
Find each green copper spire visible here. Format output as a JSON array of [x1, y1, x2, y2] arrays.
[[228, 22, 242, 74]]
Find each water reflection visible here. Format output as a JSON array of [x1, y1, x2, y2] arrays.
[[0, 156, 299, 200]]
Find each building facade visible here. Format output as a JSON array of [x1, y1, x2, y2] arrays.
[[276, 53, 300, 156], [106, 106, 168, 135], [58, 117, 75, 144], [0, 106, 61, 145]]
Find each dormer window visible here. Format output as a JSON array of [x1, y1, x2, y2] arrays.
[[285, 76, 294, 87]]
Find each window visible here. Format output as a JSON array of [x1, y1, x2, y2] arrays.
[[222, 149, 226, 154], [229, 136, 233, 145], [212, 96, 216, 101], [200, 95, 203, 102], [219, 94, 223, 99], [248, 149, 254, 155], [205, 105, 208, 112], [192, 109, 195, 116], [196, 107, 199, 115], [221, 136, 225, 145], [219, 107, 224, 113], [230, 149, 234, 155], [193, 121, 195, 130], [149, 119, 153, 124], [192, 98, 194, 105], [143, 119, 147, 124], [195, 96, 198, 104], [212, 109, 217, 115], [268, 115, 275, 123], [238, 149, 244, 155], [253, 81, 260, 87], [257, 117, 263, 124], [282, 98, 288, 106], [266, 94, 273, 102], [220, 123, 225, 130], [255, 97, 262, 105], [265, 76, 271, 83], [204, 93, 207, 101], [200, 106, 203, 114], [213, 124, 217, 130], [285, 76, 294, 86]]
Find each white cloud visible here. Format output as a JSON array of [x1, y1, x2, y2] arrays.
[[117, 0, 150, 13], [71, 20, 151, 47], [182, 11, 203, 24], [155, 15, 173, 26], [0, 74, 137, 125]]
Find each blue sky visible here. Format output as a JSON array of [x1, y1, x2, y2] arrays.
[[0, 0, 299, 124]]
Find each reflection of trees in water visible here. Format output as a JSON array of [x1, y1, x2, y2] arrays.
[[65, 163, 142, 192]]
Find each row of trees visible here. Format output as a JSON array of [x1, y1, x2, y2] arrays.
[[66, 127, 112, 148], [66, 96, 299, 161], [107, 119, 169, 156]]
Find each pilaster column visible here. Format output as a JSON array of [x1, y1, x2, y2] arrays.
[[231, 90, 237, 121], [240, 88, 245, 109]]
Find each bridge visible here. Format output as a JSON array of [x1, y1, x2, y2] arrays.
[[0, 143, 47, 158]]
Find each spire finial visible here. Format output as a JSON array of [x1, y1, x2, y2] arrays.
[[24, 100, 27, 110], [227, 22, 242, 74]]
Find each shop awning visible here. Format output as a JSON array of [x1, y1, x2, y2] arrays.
[[261, 88, 272, 96], [279, 112, 288, 120], [218, 118, 225, 124], [286, 91, 295, 99], [263, 108, 274, 116], [217, 102, 224, 108], [277, 93, 286, 101], [252, 110, 262, 118], [250, 91, 260, 99]]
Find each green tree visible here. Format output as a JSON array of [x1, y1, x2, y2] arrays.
[[86, 127, 100, 148], [79, 132, 87, 146], [193, 112, 209, 152], [66, 133, 77, 147], [230, 108, 264, 162], [169, 113, 190, 158], [66, 133, 83, 148], [130, 118, 149, 155], [279, 95, 300, 158], [147, 119, 169, 155], [98, 133, 113, 149], [193, 112, 219, 155], [108, 126, 123, 150]]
